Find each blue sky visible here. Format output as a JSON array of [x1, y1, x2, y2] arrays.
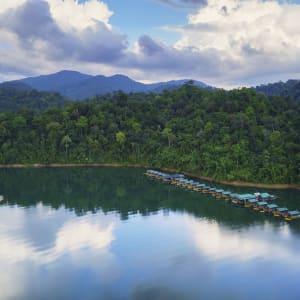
[[80, 0, 300, 45], [102, 0, 188, 45], [99, 0, 186, 43], [1, 0, 300, 87]]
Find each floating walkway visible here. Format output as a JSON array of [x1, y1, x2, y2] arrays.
[[145, 170, 300, 222]]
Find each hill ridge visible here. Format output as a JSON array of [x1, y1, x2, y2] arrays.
[[1, 70, 210, 100]]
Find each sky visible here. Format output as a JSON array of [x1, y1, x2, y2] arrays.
[[1, 0, 300, 87]]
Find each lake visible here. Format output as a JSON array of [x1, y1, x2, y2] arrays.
[[0, 167, 300, 300]]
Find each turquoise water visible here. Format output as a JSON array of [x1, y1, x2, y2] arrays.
[[0, 167, 300, 300]]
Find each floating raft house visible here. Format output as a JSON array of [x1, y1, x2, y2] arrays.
[[284, 210, 300, 221], [144, 169, 298, 222]]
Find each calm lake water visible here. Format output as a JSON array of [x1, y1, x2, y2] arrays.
[[0, 167, 300, 300]]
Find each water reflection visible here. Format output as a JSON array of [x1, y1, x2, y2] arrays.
[[1, 167, 299, 229], [0, 210, 115, 264], [191, 219, 300, 264], [0, 206, 118, 300], [56, 219, 114, 253], [0, 167, 300, 300]]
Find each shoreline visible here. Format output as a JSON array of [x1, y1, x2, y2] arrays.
[[0, 163, 299, 190]]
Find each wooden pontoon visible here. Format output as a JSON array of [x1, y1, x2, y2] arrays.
[[263, 204, 278, 213], [283, 210, 300, 221], [144, 170, 300, 222], [273, 207, 289, 217]]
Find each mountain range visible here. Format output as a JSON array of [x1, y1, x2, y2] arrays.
[[2, 70, 299, 102], [256, 80, 300, 102], [0, 70, 210, 100]]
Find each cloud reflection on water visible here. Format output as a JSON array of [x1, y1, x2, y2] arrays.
[[0, 217, 115, 264], [0, 206, 117, 299], [190, 218, 300, 264], [1, 204, 300, 300]]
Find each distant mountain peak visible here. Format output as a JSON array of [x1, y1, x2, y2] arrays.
[[55, 70, 87, 75], [111, 74, 129, 78], [2, 70, 212, 100]]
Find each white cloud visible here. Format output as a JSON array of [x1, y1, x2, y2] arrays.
[[172, 0, 300, 85], [0, 0, 26, 13], [49, 0, 113, 31], [0, 0, 126, 80], [0, 0, 112, 28], [0, 0, 300, 86]]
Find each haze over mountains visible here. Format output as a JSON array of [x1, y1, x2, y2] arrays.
[[1, 70, 210, 100]]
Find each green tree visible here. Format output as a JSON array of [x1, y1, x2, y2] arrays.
[[116, 131, 126, 146], [61, 135, 72, 155]]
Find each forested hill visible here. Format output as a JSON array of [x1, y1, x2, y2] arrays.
[[0, 86, 69, 112], [256, 80, 300, 102], [0, 84, 299, 184], [4, 70, 210, 100]]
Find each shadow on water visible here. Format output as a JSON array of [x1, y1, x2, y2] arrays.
[[0, 167, 300, 233]]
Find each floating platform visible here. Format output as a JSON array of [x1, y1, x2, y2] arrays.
[[144, 170, 298, 222], [283, 210, 300, 221]]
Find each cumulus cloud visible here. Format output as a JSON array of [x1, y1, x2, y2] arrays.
[[131, 0, 300, 85], [0, 0, 127, 80], [49, 0, 113, 30], [117, 34, 229, 82], [0, 0, 112, 28], [138, 35, 164, 56], [0, 0, 300, 86], [171, 0, 300, 85]]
